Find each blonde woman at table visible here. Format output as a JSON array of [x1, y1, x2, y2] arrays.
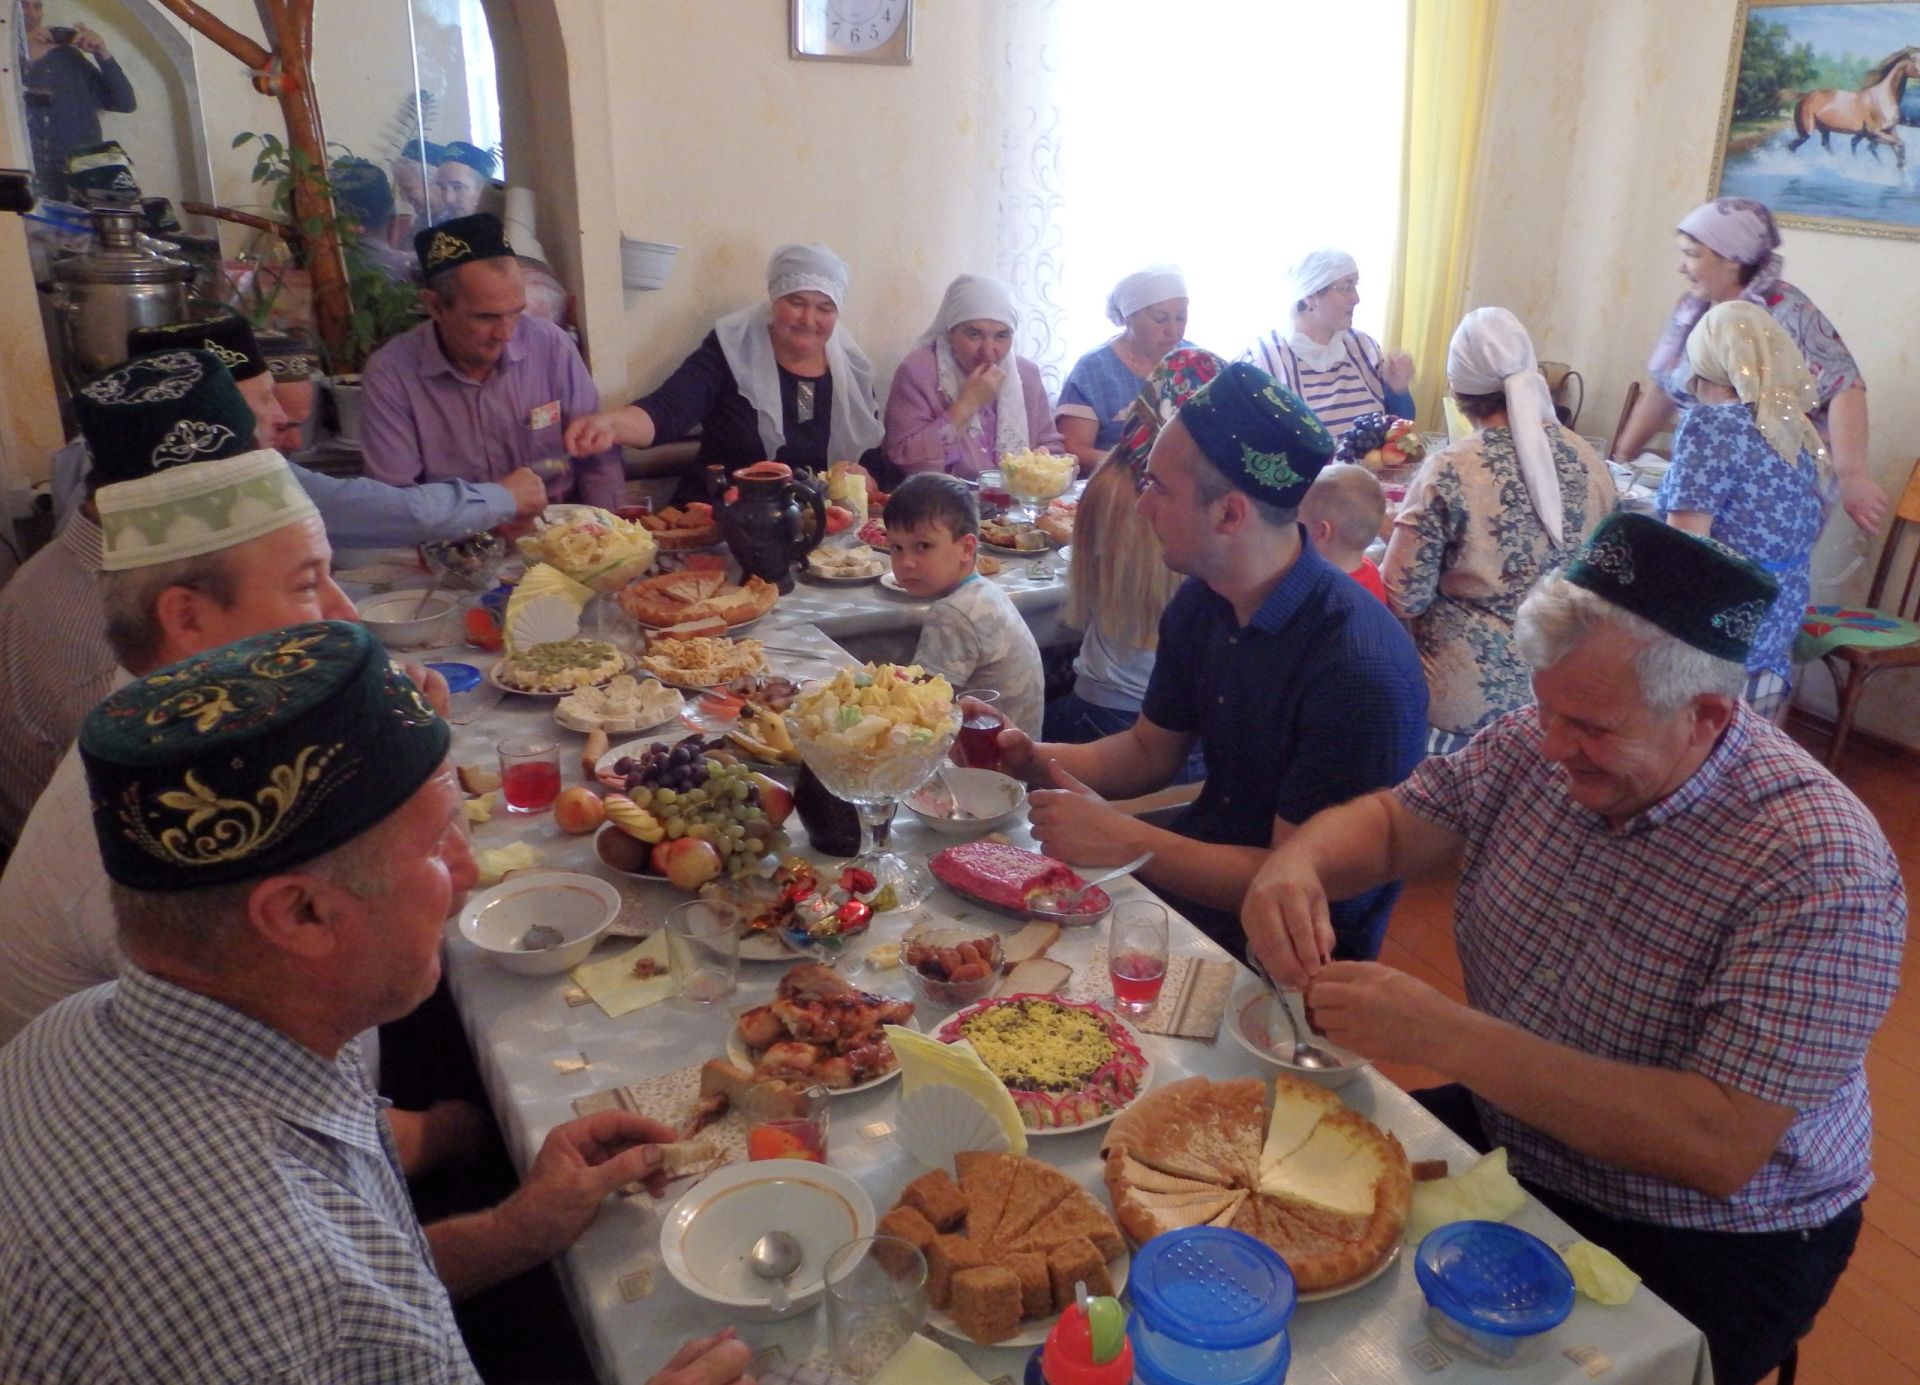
[[1054, 264, 1191, 470], [1243, 247, 1416, 439], [883, 273, 1066, 481], [1381, 307, 1614, 755], [1609, 197, 1885, 534]]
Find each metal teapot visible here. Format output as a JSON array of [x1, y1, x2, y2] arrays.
[[46, 205, 194, 384]]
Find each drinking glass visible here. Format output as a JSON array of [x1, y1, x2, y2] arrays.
[[1109, 900, 1170, 1014], [826, 1236, 928, 1380], [951, 690, 1005, 772], [663, 900, 740, 1002], [497, 735, 561, 814], [744, 1083, 829, 1162]]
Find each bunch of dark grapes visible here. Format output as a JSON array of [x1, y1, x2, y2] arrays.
[[1334, 411, 1391, 462], [614, 734, 718, 796]]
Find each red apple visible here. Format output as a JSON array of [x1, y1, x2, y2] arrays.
[[748, 772, 794, 827], [553, 786, 607, 834], [658, 837, 724, 890]]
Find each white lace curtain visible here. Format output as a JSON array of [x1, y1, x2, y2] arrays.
[[995, 0, 1410, 394]]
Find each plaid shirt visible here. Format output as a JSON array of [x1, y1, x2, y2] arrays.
[[1398, 702, 1905, 1232], [0, 969, 479, 1382]]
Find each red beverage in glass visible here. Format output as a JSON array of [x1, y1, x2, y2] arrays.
[[1110, 951, 1166, 1012], [955, 707, 1005, 771], [502, 761, 561, 813], [748, 1116, 828, 1162]]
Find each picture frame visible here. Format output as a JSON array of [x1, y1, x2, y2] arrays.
[[790, 0, 913, 66], [1709, 0, 1920, 241]]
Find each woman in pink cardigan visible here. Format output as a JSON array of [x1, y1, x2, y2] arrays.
[[883, 273, 1064, 480]]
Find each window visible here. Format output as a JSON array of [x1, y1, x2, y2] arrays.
[[1032, 0, 1409, 373]]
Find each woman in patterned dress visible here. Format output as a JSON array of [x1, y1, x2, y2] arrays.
[[1610, 197, 1886, 535], [1657, 301, 1828, 723], [1381, 308, 1615, 754], [1243, 248, 1417, 441], [1054, 265, 1190, 471]]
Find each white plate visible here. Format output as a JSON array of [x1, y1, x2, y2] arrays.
[[659, 1159, 874, 1319], [932, 1000, 1153, 1137], [925, 1246, 1131, 1349], [638, 612, 767, 637], [1056, 545, 1073, 566], [1297, 1243, 1401, 1303], [1226, 980, 1370, 1088], [878, 572, 915, 596], [726, 1012, 919, 1097], [488, 651, 634, 698], [802, 564, 885, 586]]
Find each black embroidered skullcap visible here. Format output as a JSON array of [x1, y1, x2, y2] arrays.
[[437, 140, 499, 179], [128, 311, 268, 382], [330, 155, 394, 229], [397, 138, 448, 168], [80, 620, 450, 891], [1563, 512, 1779, 663], [1175, 361, 1335, 509], [414, 211, 515, 278], [73, 349, 260, 488], [65, 139, 139, 201]]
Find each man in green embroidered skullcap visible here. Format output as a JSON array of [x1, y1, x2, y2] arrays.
[[0, 619, 747, 1384], [994, 360, 1429, 962]]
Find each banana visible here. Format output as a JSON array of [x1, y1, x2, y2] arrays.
[[603, 793, 665, 843]]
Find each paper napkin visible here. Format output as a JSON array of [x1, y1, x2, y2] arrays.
[[1561, 1239, 1640, 1305], [868, 1332, 990, 1385], [1406, 1146, 1529, 1243], [571, 931, 672, 1017], [883, 1024, 1028, 1157]]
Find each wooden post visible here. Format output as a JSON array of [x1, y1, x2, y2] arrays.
[[151, 0, 351, 369]]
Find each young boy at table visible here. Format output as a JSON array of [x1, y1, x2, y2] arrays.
[[886, 472, 1046, 734], [1298, 462, 1388, 603]]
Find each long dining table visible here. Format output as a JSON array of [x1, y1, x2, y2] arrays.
[[392, 585, 1712, 1385]]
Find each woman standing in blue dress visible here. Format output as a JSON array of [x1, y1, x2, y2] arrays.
[[1658, 300, 1828, 722], [1054, 265, 1189, 471]]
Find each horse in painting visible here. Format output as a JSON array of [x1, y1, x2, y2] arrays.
[[1788, 48, 1920, 169]]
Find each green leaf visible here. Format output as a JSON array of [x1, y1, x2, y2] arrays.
[[231, 131, 254, 149]]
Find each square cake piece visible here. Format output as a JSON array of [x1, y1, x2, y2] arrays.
[[901, 1169, 969, 1231], [1004, 1251, 1052, 1320], [950, 1265, 1024, 1344], [1046, 1236, 1112, 1308], [926, 1233, 984, 1309], [877, 1204, 938, 1261]]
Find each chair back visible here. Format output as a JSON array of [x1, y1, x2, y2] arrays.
[[1865, 457, 1920, 619]]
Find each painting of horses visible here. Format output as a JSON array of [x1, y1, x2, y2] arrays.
[[1711, 0, 1920, 239]]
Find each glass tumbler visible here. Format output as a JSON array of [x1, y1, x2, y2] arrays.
[[826, 1236, 928, 1380]]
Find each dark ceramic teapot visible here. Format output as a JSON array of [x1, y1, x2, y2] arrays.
[[719, 461, 826, 593]]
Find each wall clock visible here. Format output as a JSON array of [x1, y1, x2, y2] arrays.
[[791, 0, 913, 64]]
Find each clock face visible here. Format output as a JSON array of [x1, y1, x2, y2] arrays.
[[820, 0, 906, 53]]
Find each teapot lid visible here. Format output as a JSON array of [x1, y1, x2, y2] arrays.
[[52, 207, 194, 287], [734, 461, 793, 482]]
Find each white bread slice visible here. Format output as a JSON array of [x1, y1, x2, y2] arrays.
[[1000, 921, 1061, 968], [993, 958, 1070, 997]]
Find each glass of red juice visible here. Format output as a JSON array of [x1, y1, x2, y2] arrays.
[[498, 735, 562, 814], [1109, 900, 1169, 1014], [745, 1084, 829, 1162], [953, 691, 1005, 771]]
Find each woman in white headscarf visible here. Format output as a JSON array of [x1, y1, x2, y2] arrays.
[[1381, 307, 1614, 754], [1658, 300, 1829, 723], [883, 273, 1066, 481], [1053, 264, 1191, 470], [1244, 248, 1416, 439], [564, 243, 884, 477]]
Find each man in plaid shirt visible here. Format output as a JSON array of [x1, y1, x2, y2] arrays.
[[1243, 514, 1905, 1385]]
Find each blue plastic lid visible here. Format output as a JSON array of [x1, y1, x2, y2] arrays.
[[1127, 1228, 1296, 1351], [1414, 1221, 1575, 1337], [1131, 1320, 1289, 1385], [425, 661, 483, 693], [478, 583, 512, 613]]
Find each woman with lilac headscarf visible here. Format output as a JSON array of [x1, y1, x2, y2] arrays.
[[1610, 197, 1886, 534]]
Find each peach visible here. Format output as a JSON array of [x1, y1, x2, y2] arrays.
[[656, 836, 724, 891], [553, 786, 607, 835], [749, 773, 794, 827]]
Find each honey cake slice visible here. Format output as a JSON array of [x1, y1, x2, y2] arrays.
[[956, 1152, 1020, 1247], [991, 1158, 1079, 1249], [1003, 1188, 1123, 1260]]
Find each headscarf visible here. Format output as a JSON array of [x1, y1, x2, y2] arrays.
[[1109, 347, 1227, 475], [1447, 307, 1568, 545], [1685, 300, 1826, 473], [923, 273, 1031, 460], [1648, 198, 1784, 377], [714, 243, 884, 461], [1286, 248, 1359, 309], [1106, 265, 1188, 327]]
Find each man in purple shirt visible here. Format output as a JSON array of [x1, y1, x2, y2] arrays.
[[361, 213, 623, 509]]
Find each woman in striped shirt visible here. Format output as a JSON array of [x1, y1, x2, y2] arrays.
[[1243, 248, 1417, 438]]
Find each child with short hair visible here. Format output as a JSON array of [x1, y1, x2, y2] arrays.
[[1299, 462, 1389, 603], [885, 473, 1045, 734]]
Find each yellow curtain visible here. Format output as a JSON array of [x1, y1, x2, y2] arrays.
[[1386, 0, 1502, 429]]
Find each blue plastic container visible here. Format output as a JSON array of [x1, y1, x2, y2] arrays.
[[1414, 1221, 1575, 1367], [425, 661, 484, 719], [1126, 1228, 1295, 1385]]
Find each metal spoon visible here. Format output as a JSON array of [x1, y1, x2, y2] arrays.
[[1274, 991, 1339, 1070], [932, 765, 976, 821], [1027, 852, 1154, 915], [747, 1230, 803, 1313]]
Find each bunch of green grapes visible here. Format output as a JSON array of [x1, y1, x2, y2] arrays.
[[623, 758, 786, 874]]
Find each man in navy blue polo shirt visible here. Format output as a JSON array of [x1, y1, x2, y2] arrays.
[[1001, 362, 1427, 960]]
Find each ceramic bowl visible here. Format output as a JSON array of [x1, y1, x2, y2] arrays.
[[359, 589, 461, 650], [659, 1158, 874, 1319], [1225, 980, 1370, 1089], [456, 872, 621, 975], [905, 767, 1027, 835]]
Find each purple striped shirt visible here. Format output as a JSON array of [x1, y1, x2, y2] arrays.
[[1397, 702, 1905, 1232]]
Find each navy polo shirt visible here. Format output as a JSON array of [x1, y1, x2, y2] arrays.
[[1140, 535, 1428, 957]]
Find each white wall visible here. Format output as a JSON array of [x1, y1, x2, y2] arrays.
[[1466, 0, 1920, 749]]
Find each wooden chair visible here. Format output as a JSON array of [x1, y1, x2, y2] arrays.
[[1815, 457, 1920, 768]]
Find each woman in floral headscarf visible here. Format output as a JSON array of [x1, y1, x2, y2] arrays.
[[1658, 300, 1829, 722], [1043, 348, 1222, 766], [1054, 264, 1191, 470], [1611, 197, 1885, 534]]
